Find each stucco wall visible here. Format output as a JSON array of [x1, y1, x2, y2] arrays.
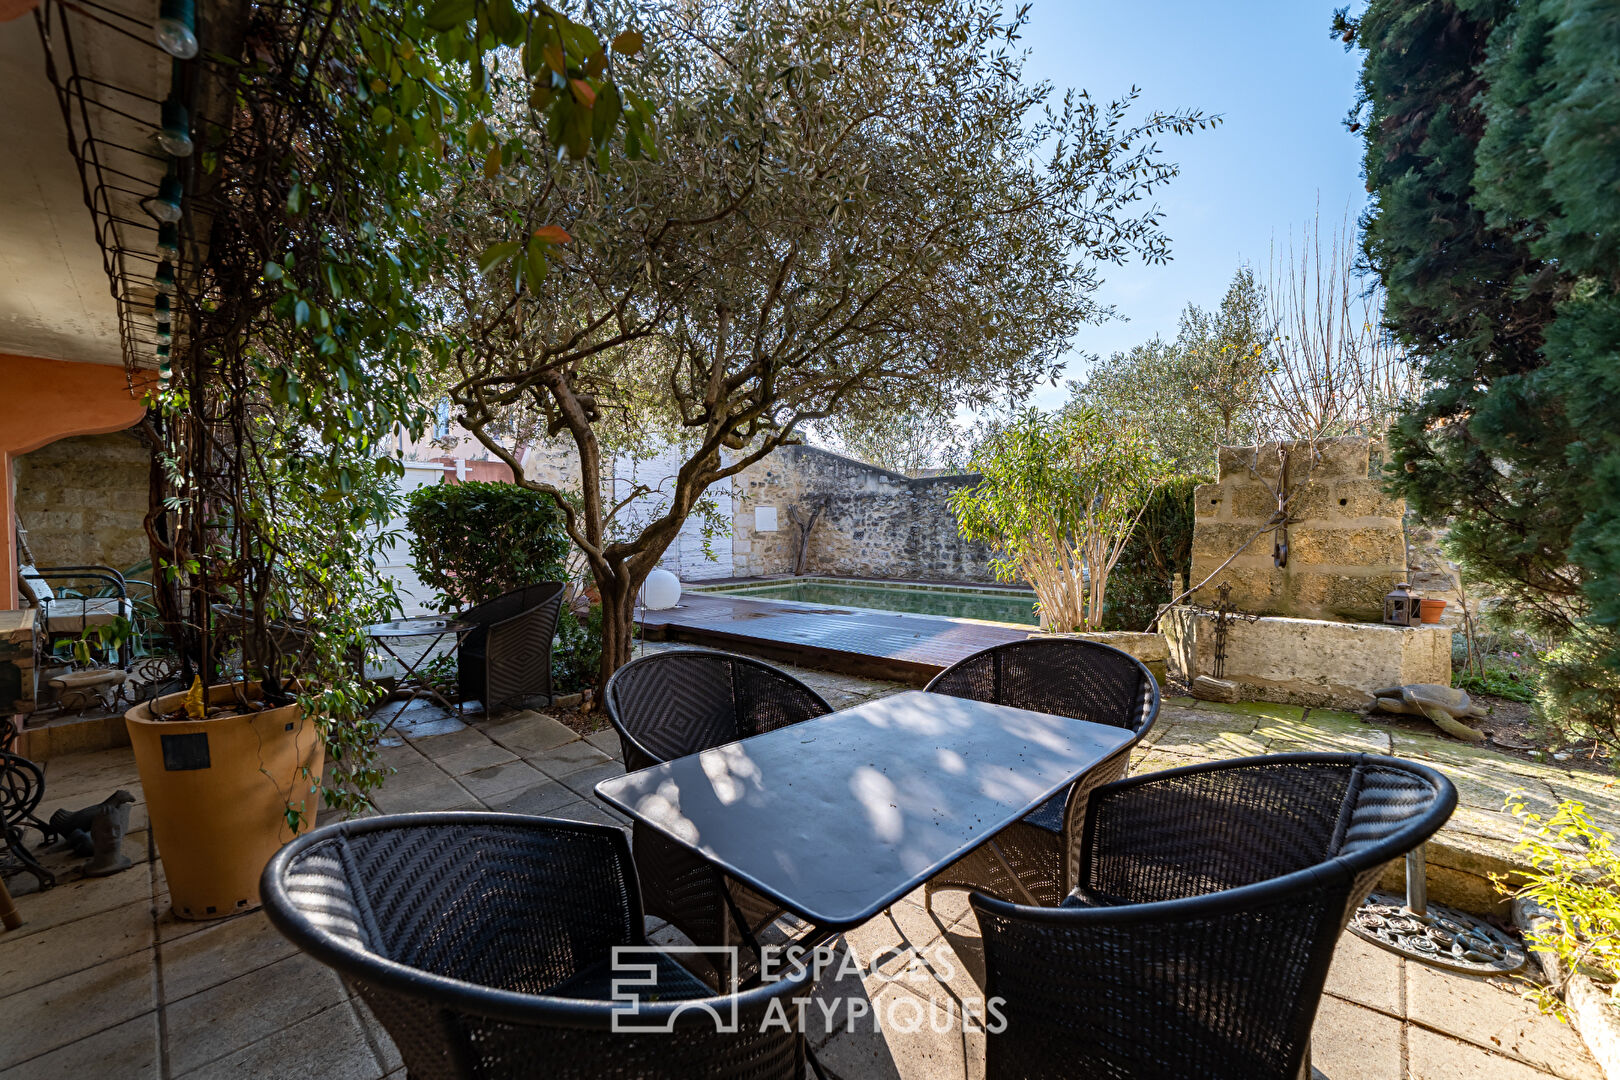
[[731, 445, 994, 582], [13, 428, 148, 572], [1190, 436, 1406, 623]]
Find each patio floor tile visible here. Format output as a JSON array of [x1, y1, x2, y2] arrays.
[[175, 1000, 384, 1080], [0, 898, 154, 998], [1312, 995, 1403, 1080], [164, 952, 347, 1076], [481, 712, 579, 754], [545, 799, 628, 830], [1408, 1026, 1564, 1079], [0, 950, 156, 1071], [814, 980, 985, 1080], [159, 910, 298, 1003], [583, 729, 623, 757], [421, 741, 519, 777], [1323, 930, 1404, 1015], [555, 760, 625, 800], [0, 1010, 160, 1080], [481, 778, 580, 815], [457, 760, 547, 801], [0, 857, 156, 931], [529, 740, 613, 778], [1406, 965, 1599, 1079]]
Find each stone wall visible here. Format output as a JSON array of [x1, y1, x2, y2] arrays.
[[1190, 436, 1405, 623], [1165, 607, 1451, 710], [732, 445, 995, 582], [13, 429, 148, 571]]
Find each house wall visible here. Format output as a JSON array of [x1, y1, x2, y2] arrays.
[[1189, 436, 1406, 623], [731, 445, 994, 582], [13, 429, 149, 573], [0, 354, 151, 607]]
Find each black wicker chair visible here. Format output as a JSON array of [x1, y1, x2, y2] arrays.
[[922, 638, 1160, 910], [604, 649, 832, 967], [261, 812, 815, 1080], [972, 752, 1457, 1080], [457, 583, 564, 713]]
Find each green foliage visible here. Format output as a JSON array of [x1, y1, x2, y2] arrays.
[[1455, 661, 1538, 704], [552, 604, 604, 695], [1340, 0, 1620, 710], [1502, 797, 1620, 1014], [1535, 626, 1620, 760], [1102, 475, 1204, 631], [406, 481, 571, 610], [1070, 267, 1270, 474], [433, 0, 1215, 684], [951, 408, 1166, 632]]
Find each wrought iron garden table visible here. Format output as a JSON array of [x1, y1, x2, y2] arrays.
[[364, 617, 475, 735], [595, 689, 1136, 937]]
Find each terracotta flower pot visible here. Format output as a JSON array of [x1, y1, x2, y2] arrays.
[[1419, 598, 1447, 624], [125, 680, 324, 920]]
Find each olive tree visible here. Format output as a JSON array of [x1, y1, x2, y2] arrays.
[[431, 0, 1213, 686], [949, 408, 1166, 632]]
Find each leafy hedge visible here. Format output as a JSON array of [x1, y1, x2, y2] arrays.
[[1102, 475, 1204, 632], [406, 480, 571, 610], [553, 604, 604, 695]]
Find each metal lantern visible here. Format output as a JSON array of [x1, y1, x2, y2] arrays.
[[1384, 582, 1417, 626]]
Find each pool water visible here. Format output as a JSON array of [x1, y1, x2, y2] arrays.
[[709, 581, 1040, 626]]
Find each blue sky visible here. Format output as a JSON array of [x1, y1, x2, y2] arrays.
[[1017, 1, 1370, 409]]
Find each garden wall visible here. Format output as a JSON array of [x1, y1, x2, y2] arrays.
[[1190, 436, 1406, 622], [13, 428, 148, 572], [731, 445, 994, 582]]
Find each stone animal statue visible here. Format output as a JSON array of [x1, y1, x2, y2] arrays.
[[1371, 684, 1488, 743], [46, 789, 136, 876]]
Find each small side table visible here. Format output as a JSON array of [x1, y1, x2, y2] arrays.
[[364, 618, 475, 736]]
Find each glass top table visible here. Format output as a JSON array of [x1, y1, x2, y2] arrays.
[[595, 690, 1136, 931]]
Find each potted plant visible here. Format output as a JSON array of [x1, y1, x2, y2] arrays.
[[122, 0, 642, 919]]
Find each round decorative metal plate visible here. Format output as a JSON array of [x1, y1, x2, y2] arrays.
[[1350, 892, 1527, 975]]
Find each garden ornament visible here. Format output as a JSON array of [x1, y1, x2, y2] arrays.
[[46, 789, 136, 876], [1371, 684, 1487, 742]]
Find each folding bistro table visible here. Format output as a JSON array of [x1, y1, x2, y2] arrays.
[[595, 689, 1136, 937]]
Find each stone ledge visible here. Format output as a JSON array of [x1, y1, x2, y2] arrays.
[[1164, 607, 1450, 709]]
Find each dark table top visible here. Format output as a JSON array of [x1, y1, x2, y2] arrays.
[[594, 690, 1136, 929], [363, 617, 474, 639]]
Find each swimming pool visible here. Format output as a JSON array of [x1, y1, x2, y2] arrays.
[[698, 578, 1040, 626]]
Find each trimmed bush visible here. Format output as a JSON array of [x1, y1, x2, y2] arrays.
[[406, 480, 570, 610], [1103, 475, 1204, 632]]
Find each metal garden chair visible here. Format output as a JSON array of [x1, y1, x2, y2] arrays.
[[972, 752, 1456, 1080], [261, 812, 814, 1080], [922, 637, 1160, 910], [604, 648, 832, 971]]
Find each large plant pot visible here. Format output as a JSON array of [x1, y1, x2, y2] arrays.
[[126, 681, 324, 920]]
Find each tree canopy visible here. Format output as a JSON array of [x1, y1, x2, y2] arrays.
[[427, 0, 1214, 684], [1339, 0, 1620, 750]]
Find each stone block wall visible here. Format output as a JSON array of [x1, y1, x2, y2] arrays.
[[13, 429, 149, 571], [732, 445, 995, 582], [1164, 607, 1451, 709], [1190, 436, 1406, 623]]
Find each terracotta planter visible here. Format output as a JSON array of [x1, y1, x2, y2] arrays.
[[1419, 598, 1447, 624], [126, 681, 324, 920]]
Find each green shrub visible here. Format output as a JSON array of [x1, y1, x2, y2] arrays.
[[1501, 797, 1620, 1016], [1455, 661, 1539, 704], [406, 481, 571, 610], [1103, 475, 1204, 631], [553, 604, 604, 695], [1535, 625, 1620, 761]]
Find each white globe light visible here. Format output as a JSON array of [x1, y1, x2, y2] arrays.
[[641, 569, 682, 610]]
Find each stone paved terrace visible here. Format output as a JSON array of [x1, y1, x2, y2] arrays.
[[2, 648, 1614, 1079]]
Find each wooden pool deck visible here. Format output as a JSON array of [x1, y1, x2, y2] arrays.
[[638, 592, 1035, 684]]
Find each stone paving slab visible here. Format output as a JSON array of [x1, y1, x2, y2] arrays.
[[0, 649, 1608, 1079]]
